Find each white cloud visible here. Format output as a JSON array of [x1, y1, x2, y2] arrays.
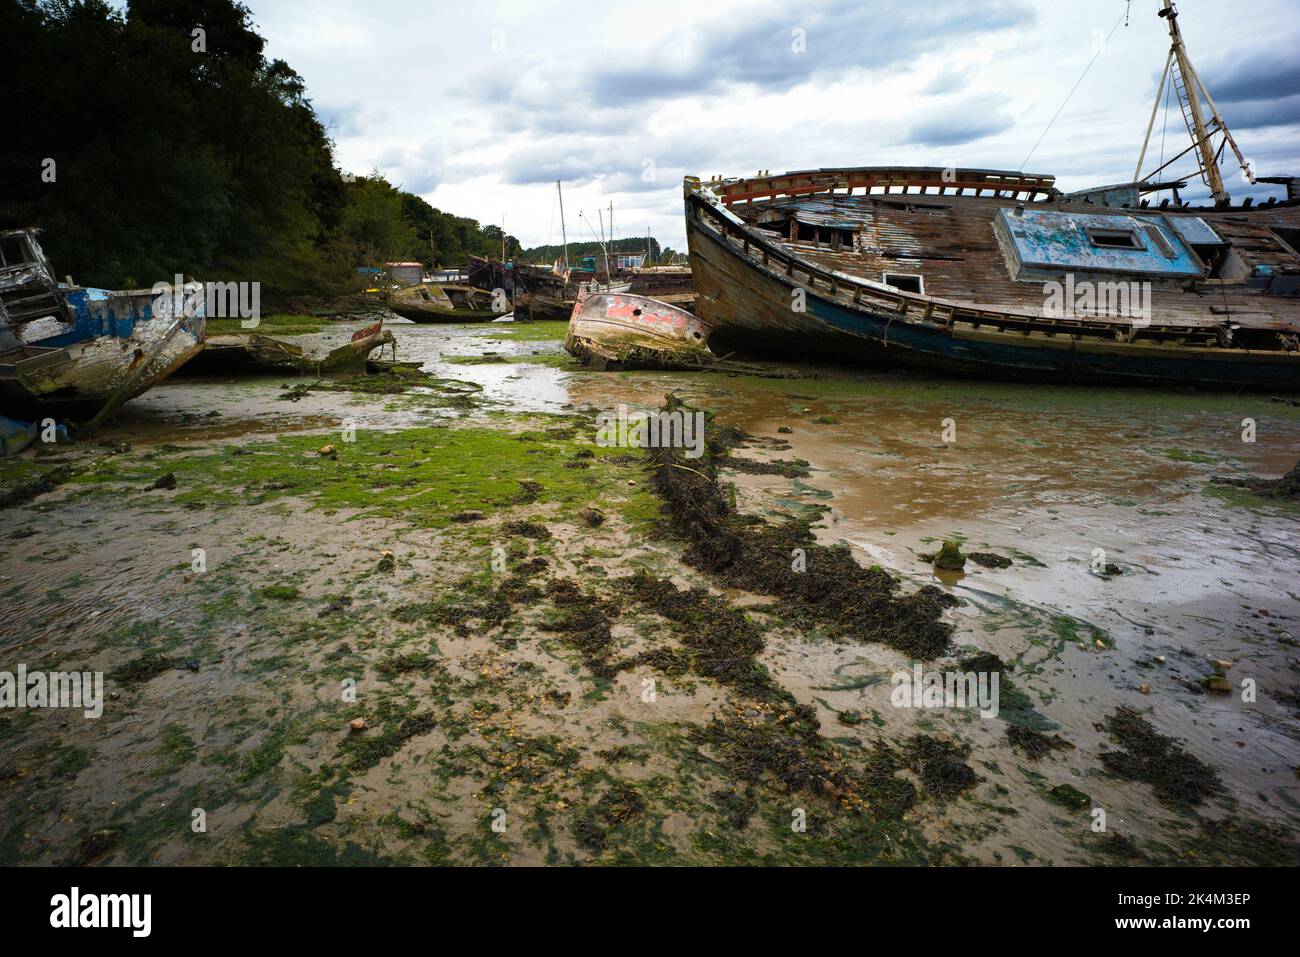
[[245, 0, 1300, 251]]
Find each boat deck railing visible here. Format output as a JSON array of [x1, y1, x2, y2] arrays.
[[703, 167, 1062, 207], [687, 190, 1255, 350]]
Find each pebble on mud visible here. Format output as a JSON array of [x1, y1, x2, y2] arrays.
[[578, 507, 606, 527], [349, 717, 367, 732], [1202, 674, 1232, 693], [150, 472, 177, 490], [318, 444, 337, 458]]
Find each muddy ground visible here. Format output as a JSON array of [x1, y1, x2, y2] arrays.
[[1, 317, 1298, 866]]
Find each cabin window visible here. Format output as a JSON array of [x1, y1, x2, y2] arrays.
[[795, 221, 856, 249], [0, 236, 31, 268], [883, 273, 924, 294], [1086, 228, 1143, 250], [1271, 227, 1300, 255]]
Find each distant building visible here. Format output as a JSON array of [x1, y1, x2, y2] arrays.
[[613, 253, 645, 269], [386, 262, 422, 286]]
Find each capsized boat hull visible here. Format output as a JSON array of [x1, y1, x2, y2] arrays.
[[564, 290, 716, 370], [183, 321, 393, 375], [686, 179, 1300, 391], [0, 284, 207, 417], [387, 283, 509, 323]]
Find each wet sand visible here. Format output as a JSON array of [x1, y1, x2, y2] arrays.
[[1, 316, 1297, 866]]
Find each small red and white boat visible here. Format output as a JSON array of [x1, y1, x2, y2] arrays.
[[563, 289, 715, 371]]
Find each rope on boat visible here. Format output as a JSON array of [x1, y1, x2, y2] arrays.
[[1020, 3, 1130, 170]]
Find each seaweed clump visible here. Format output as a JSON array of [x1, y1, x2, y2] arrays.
[[1007, 724, 1074, 760], [1097, 707, 1224, 807], [904, 734, 977, 798], [540, 579, 619, 679], [645, 396, 954, 659], [1211, 458, 1300, 501], [0, 466, 71, 509], [624, 570, 776, 701], [573, 783, 647, 853], [112, 654, 179, 684], [340, 712, 437, 771]]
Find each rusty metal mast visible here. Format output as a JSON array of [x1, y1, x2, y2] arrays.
[[1135, 0, 1253, 203]]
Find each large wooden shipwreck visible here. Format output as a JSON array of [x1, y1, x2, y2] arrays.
[[683, 2, 1300, 389]]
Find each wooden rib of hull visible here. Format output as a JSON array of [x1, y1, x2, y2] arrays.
[[686, 196, 1300, 390]]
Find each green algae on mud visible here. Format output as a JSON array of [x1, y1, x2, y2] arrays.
[[45, 419, 656, 528]]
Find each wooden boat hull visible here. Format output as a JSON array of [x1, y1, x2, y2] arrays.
[[564, 290, 715, 370], [185, 325, 394, 375], [0, 284, 207, 417], [389, 304, 505, 323], [387, 283, 508, 323], [686, 189, 1300, 391]]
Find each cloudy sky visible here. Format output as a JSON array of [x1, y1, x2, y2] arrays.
[[241, 0, 1299, 252]]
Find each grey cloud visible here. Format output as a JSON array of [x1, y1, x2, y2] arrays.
[[315, 100, 382, 138], [903, 98, 1015, 147], [464, 0, 1033, 115], [1199, 37, 1300, 103], [589, 0, 1033, 107], [1211, 93, 1300, 131]]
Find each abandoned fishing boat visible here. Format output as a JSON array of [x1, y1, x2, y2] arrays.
[[683, 4, 1300, 390], [628, 266, 694, 309], [509, 263, 584, 321], [184, 320, 393, 375], [388, 282, 509, 323], [564, 289, 716, 370], [0, 228, 206, 418]]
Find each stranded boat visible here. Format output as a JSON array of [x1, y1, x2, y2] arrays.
[[387, 282, 509, 323], [683, 3, 1300, 390], [628, 266, 694, 309], [0, 228, 206, 418], [184, 320, 393, 375], [564, 289, 715, 370]]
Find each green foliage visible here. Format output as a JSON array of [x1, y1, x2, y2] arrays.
[[0, 1, 354, 301], [522, 238, 669, 265], [0, 0, 514, 302], [342, 174, 522, 269]]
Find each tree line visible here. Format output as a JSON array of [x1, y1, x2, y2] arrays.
[[0, 0, 520, 304], [521, 238, 682, 267]]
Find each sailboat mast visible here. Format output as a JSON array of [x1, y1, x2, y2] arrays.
[[556, 180, 569, 272], [1163, 1, 1226, 202], [597, 208, 611, 291], [1139, 1, 1252, 204]]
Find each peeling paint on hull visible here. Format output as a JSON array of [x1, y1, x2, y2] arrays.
[[0, 285, 206, 417]]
